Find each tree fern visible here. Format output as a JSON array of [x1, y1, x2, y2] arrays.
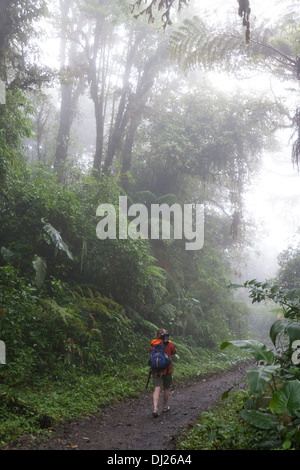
[[168, 16, 247, 72], [168, 15, 297, 79], [39, 298, 75, 324]]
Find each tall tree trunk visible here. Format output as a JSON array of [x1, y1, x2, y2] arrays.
[[54, 0, 85, 183], [120, 44, 167, 189], [89, 18, 106, 176], [120, 115, 140, 191], [104, 33, 143, 173], [92, 88, 105, 175], [0, 0, 11, 81]]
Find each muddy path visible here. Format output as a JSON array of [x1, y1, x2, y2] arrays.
[[7, 363, 251, 451]]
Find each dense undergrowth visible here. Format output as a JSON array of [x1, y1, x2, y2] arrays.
[[176, 390, 279, 450], [0, 263, 246, 448], [177, 388, 300, 451]]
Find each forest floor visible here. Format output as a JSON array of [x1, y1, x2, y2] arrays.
[[6, 363, 251, 451]]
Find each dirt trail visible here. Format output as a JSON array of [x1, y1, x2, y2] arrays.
[[8, 363, 250, 451]]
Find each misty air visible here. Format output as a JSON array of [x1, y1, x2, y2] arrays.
[[1, 0, 300, 455]]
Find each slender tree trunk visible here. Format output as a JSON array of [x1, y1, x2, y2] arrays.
[[120, 44, 167, 189], [104, 34, 142, 173], [54, 0, 85, 183], [0, 0, 15, 81], [92, 92, 105, 174], [120, 116, 139, 190], [89, 18, 106, 176]]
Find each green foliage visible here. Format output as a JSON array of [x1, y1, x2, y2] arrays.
[[246, 365, 280, 398], [177, 391, 256, 450], [270, 380, 300, 416], [230, 278, 300, 319], [42, 219, 74, 261], [169, 16, 251, 73], [277, 243, 300, 289], [0, 90, 34, 181], [239, 408, 278, 430], [0, 265, 66, 383], [176, 278, 300, 451], [133, 83, 278, 200], [0, 163, 78, 281], [217, 279, 300, 449], [0, 159, 247, 359], [0, 165, 162, 309], [169, 13, 300, 81], [220, 340, 275, 364]]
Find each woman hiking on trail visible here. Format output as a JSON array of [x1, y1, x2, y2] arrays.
[[149, 328, 177, 417]]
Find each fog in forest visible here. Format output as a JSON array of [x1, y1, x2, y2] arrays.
[[2, 2, 300, 447], [35, 0, 300, 283]]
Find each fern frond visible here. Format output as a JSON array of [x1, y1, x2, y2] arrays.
[[169, 15, 296, 79]]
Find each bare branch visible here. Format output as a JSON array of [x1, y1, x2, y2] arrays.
[[130, 0, 190, 28]]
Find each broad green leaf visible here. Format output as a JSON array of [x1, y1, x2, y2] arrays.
[[246, 365, 280, 397], [239, 409, 277, 429], [270, 318, 300, 346], [287, 322, 300, 344], [269, 380, 300, 415], [220, 339, 274, 364], [282, 440, 292, 450], [270, 318, 289, 346], [270, 285, 280, 295], [32, 255, 47, 290], [221, 386, 234, 400], [246, 279, 259, 286], [42, 220, 73, 260]]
